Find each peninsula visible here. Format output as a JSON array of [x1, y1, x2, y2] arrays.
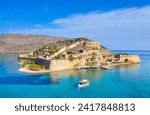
[[18, 38, 140, 73]]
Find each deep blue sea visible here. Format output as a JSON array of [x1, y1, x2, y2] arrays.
[[0, 51, 150, 98]]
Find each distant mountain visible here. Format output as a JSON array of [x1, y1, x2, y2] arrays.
[[0, 33, 66, 52]]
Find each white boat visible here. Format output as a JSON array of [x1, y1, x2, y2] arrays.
[[78, 79, 90, 87]]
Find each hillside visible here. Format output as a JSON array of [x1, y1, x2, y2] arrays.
[[31, 37, 113, 59], [0, 33, 66, 52]]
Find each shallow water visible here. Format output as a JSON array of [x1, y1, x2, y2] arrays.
[[0, 51, 150, 98]]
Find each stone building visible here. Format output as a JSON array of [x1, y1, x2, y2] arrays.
[[83, 41, 100, 48]]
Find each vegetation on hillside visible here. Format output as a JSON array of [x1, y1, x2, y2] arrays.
[[19, 59, 47, 71], [68, 55, 76, 61], [85, 61, 98, 66]]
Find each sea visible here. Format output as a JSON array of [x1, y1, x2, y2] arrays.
[[0, 50, 150, 98]]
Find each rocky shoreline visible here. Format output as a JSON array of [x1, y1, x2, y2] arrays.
[[18, 60, 140, 74], [18, 68, 50, 74]]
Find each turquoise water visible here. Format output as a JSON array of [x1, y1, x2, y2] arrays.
[[0, 51, 150, 98]]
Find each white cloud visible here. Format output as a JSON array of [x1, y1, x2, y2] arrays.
[[34, 24, 46, 29], [7, 6, 150, 50]]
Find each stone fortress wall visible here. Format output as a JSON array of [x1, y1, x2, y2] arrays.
[[20, 57, 80, 72], [49, 59, 80, 72], [119, 55, 141, 63]]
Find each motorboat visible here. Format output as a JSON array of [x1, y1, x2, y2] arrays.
[[78, 79, 90, 87]]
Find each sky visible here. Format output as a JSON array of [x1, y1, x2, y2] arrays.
[[0, 0, 150, 50]]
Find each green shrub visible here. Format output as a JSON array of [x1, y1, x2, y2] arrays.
[[85, 61, 97, 66], [68, 55, 76, 61], [55, 53, 63, 59], [50, 47, 58, 53], [91, 55, 96, 61], [74, 63, 80, 68], [20, 59, 46, 71], [100, 62, 108, 66], [22, 63, 27, 67], [92, 48, 98, 50], [21, 60, 34, 67], [28, 63, 43, 71]]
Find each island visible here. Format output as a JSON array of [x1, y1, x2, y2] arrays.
[[18, 37, 141, 73]]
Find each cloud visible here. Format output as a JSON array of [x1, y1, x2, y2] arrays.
[[34, 24, 46, 29], [7, 6, 150, 50]]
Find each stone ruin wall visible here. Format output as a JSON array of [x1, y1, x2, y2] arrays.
[[120, 55, 141, 63], [49, 59, 80, 72]]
